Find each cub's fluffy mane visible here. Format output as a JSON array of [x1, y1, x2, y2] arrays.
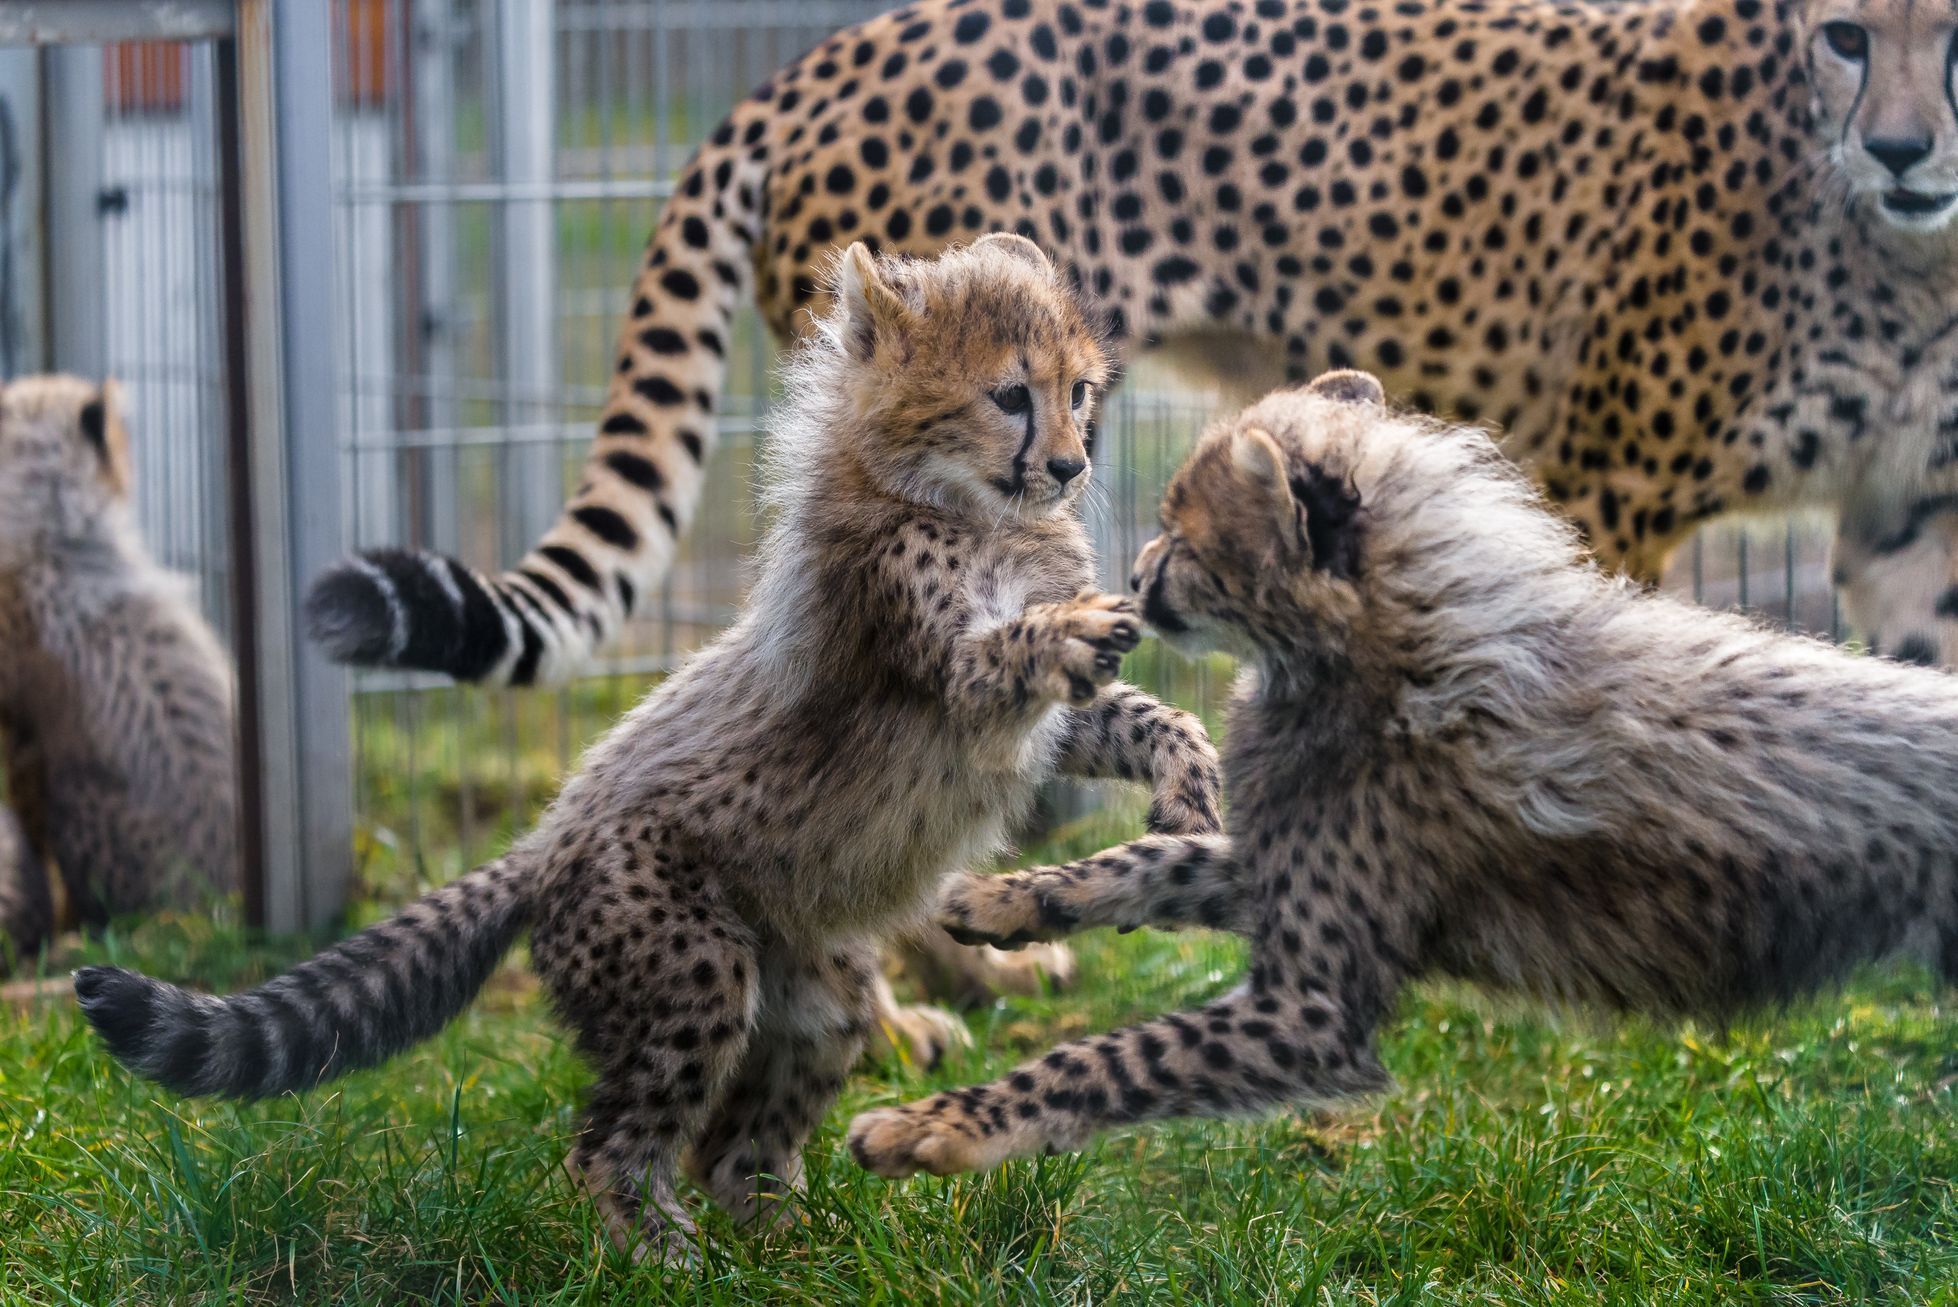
[[1245, 391, 1863, 841]]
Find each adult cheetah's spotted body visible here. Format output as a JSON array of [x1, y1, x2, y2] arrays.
[[311, 0, 1958, 681]]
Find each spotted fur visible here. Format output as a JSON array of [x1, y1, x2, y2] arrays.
[[846, 371, 1958, 1181], [80, 240, 1220, 1262], [311, 0, 1958, 685], [0, 377, 237, 971]]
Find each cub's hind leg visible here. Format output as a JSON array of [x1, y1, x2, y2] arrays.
[[531, 833, 759, 1263], [686, 940, 879, 1225]]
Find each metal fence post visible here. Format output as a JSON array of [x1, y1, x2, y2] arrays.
[[232, 0, 352, 933], [494, 0, 560, 559], [41, 43, 103, 378], [0, 48, 42, 376]]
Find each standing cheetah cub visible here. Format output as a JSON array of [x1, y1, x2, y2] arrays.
[[849, 371, 1958, 1181], [0, 377, 237, 969], [77, 235, 1220, 1260]]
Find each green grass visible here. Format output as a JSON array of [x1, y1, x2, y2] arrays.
[[4, 660, 1956, 1303]]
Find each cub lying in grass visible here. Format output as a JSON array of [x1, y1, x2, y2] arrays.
[[849, 370, 1958, 1179], [75, 235, 1220, 1262]]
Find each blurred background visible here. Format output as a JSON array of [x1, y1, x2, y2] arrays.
[[0, 0, 1840, 927]]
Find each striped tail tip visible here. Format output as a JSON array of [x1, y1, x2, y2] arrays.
[[304, 548, 517, 683], [73, 964, 205, 1094]]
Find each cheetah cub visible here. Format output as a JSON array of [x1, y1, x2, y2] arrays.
[[0, 377, 237, 969], [849, 371, 1958, 1181], [77, 235, 1220, 1261]]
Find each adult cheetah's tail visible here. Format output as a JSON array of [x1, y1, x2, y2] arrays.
[[303, 94, 775, 686], [74, 857, 531, 1099]]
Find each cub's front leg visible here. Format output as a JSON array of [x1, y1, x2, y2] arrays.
[[1056, 684, 1222, 837], [951, 590, 1144, 713], [939, 833, 1247, 949]]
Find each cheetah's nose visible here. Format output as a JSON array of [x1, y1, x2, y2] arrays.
[[1867, 136, 1933, 179], [1047, 456, 1086, 485]]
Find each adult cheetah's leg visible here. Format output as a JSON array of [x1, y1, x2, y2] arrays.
[[533, 842, 759, 1264], [938, 833, 1246, 949], [888, 925, 1077, 1008], [862, 969, 972, 1070], [1833, 497, 1958, 667], [685, 942, 879, 1225]]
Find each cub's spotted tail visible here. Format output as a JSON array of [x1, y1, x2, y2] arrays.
[[75, 858, 531, 1099], [305, 98, 772, 686]]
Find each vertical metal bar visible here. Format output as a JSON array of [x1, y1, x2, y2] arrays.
[[41, 43, 103, 376], [1736, 531, 1749, 610], [235, 0, 353, 933], [214, 32, 266, 931], [494, 0, 558, 557], [410, 0, 458, 554], [0, 48, 43, 375]]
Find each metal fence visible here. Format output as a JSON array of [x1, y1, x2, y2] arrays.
[[0, 1, 1842, 926], [0, 0, 351, 932]]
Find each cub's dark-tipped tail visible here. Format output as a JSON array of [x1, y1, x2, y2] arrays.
[[76, 858, 531, 1099]]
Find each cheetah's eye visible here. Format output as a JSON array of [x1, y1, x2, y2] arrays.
[[1822, 21, 1867, 60], [1070, 379, 1090, 409], [993, 383, 1031, 414]]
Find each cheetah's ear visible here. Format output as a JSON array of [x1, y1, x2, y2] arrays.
[[1230, 425, 1290, 491], [1302, 369, 1386, 407], [834, 241, 912, 362], [973, 232, 1054, 275], [80, 379, 132, 498], [1230, 425, 1296, 543]]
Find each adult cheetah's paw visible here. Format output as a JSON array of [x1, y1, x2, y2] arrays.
[[867, 1001, 972, 1071], [847, 1100, 1007, 1178], [975, 940, 1077, 994], [1032, 592, 1141, 705]]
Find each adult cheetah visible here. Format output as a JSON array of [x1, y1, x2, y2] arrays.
[[310, 0, 1958, 678], [846, 371, 1958, 1180]]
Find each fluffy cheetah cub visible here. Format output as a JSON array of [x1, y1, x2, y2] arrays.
[[77, 235, 1219, 1260], [0, 377, 236, 969], [849, 371, 1958, 1180]]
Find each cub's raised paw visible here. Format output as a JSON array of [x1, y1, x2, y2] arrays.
[[940, 870, 1071, 951], [1034, 592, 1142, 704], [847, 1100, 1002, 1178]]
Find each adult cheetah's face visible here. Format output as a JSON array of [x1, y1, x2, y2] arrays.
[[1131, 372, 1377, 662], [821, 234, 1110, 521], [0, 375, 131, 562], [1805, 0, 1958, 232]]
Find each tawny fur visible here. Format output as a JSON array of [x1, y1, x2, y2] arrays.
[[847, 371, 1958, 1181], [77, 238, 1221, 1263], [0, 377, 236, 971]]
